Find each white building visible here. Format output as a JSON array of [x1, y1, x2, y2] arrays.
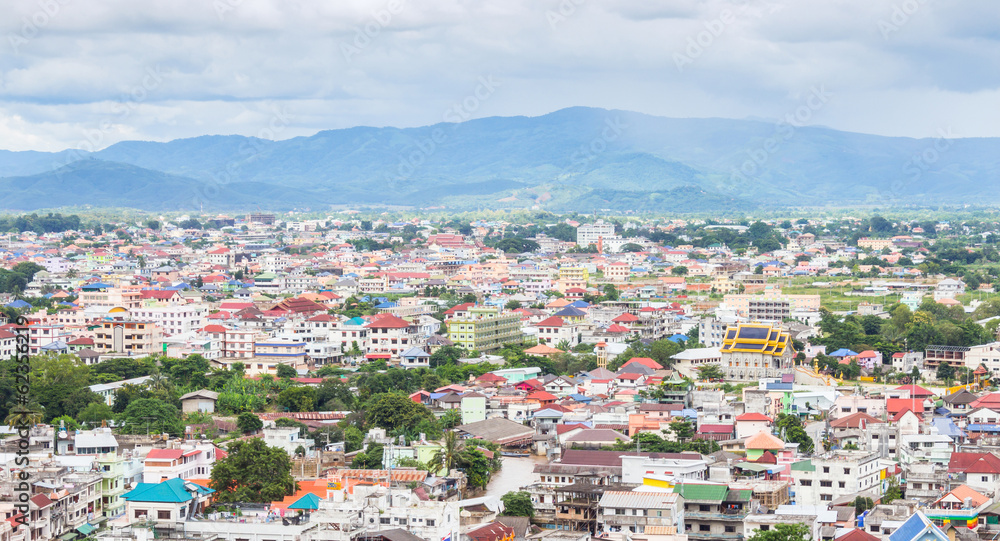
[[577, 220, 616, 248], [790, 450, 888, 506]]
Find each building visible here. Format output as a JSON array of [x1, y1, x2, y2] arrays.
[[449, 307, 523, 352], [673, 483, 751, 540], [790, 450, 887, 506], [597, 491, 683, 535], [366, 315, 421, 360], [121, 478, 215, 527], [93, 319, 163, 356], [577, 220, 616, 248], [180, 390, 219, 413], [723, 288, 820, 320], [718, 323, 795, 381]]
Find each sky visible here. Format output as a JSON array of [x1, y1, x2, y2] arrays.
[[1, 0, 999, 152]]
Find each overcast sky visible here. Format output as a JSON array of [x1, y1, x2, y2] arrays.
[[1, 0, 998, 151]]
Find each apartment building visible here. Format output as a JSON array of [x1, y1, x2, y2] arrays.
[[93, 320, 163, 356], [366, 314, 421, 359], [577, 220, 616, 247], [130, 304, 208, 336], [142, 443, 220, 483], [674, 483, 752, 541], [597, 491, 683, 534], [449, 307, 524, 352], [790, 450, 886, 506]]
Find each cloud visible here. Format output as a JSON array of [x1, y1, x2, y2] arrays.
[[0, 0, 998, 152]]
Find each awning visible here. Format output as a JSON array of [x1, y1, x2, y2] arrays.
[[58, 533, 78, 541], [76, 523, 96, 535]]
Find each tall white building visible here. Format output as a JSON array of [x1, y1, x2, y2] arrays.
[[577, 220, 616, 247]]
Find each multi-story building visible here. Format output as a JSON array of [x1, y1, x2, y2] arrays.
[[790, 450, 887, 506], [673, 483, 752, 541], [365, 314, 421, 359], [597, 491, 683, 535], [723, 287, 820, 319], [558, 267, 590, 293], [93, 319, 163, 356], [718, 323, 795, 381], [129, 304, 208, 336], [223, 327, 256, 359], [449, 307, 523, 352], [577, 220, 616, 248], [142, 442, 220, 483]]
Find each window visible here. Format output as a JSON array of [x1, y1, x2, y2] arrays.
[[157, 510, 171, 520], [725, 526, 736, 533], [135, 510, 147, 518], [823, 467, 830, 473], [820, 481, 832, 487], [699, 525, 710, 532], [800, 480, 812, 486], [844, 468, 851, 475], [699, 505, 710, 512], [839, 482, 846, 488], [380, 518, 390, 525], [426, 520, 435, 527], [760, 525, 770, 531], [820, 494, 833, 501]]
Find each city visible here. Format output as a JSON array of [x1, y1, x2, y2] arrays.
[[1, 212, 999, 541]]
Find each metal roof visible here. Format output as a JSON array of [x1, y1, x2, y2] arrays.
[[599, 490, 679, 509]]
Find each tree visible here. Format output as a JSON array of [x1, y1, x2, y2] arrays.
[[441, 409, 462, 429], [366, 393, 435, 432], [118, 398, 184, 436], [775, 414, 813, 454], [431, 430, 465, 475], [671, 266, 688, 276], [696, 364, 725, 381], [936, 361, 955, 382], [277, 386, 317, 412], [276, 363, 298, 379], [505, 300, 522, 310], [668, 420, 695, 443], [746, 523, 810, 541], [500, 491, 534, 517], [352, 443, 384, 469], [883, 477, 902, 504], [210, 438, 298, 502], [620, 243, 644, 253], [463, 448, 492, 489], [237, 412, 263, 434], [77, 402, 114, 426]]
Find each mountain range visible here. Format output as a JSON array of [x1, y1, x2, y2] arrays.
[[1, 106, 998, 212]]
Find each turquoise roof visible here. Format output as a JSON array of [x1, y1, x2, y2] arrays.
[[122, 478, 214, 503], [288, 493, 320, 510]]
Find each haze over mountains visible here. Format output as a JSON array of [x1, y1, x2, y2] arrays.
[[0, 107, 997, 213]]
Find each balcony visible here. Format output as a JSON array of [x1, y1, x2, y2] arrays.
[[685, 509, 747, 521]]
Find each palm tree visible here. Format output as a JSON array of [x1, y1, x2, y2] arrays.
[[5, 407, 43, 429], [431, 431, 465, 476], [147, 372, 169, 392]]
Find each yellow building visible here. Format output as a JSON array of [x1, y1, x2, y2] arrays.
[[720, 322, 795, 381], [558, 266, 589, 293], [448, 307, 524, 352]]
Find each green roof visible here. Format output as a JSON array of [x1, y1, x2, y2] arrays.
[[76, 524, 96, 535], [673, 483, 729, 502], [790, 459, 816, 472], [122, 478, 214, 503]]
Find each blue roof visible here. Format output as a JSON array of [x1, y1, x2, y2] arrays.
[[122, 478, 214, 503], [828, 348, 859, 357], [966, 424, 1000, 433], [566, 301, 590, 308], [765, 382, 794, 391], [288, 492, 320, 510], [679, 409, 698, 419], [375, 301, 397, 309], [666, 334, 688, 343], [568, 393, 591, 402], [4, 300, 30, 308], [81, 282, 112, 290], [932, 417, 964, 437], [889, 511, 947, 541], [553, 307, 586, 317]]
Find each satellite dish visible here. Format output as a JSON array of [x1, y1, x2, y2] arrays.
[[58, 430, 68, 440]]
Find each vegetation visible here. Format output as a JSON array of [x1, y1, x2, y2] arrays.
[[210, 438, 298, 503]]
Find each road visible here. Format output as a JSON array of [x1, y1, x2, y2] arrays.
[[805, 420, 826, 454]]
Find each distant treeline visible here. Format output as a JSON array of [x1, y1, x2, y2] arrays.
[[0, 213, 83, 233]]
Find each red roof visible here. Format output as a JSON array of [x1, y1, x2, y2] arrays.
[[894, 384, 934, 398], [837, 529, 880, 541], [467, 522, 515, 541], [536, 316, 565, 328], [970, 393, 1000, 409], [67, 337, 94, 345], [699, 424, 735, 434], [949, 452, 1000, 474], [146, 449, 184, 460], [612, 312, 639, 323], [735, 413, 773, 422], [622, 357, 662, 370], [476, 373, 508, 383], [202, 324, 227, 333], [365, 314, 411, 329], [556, 423, 589, 435], [886, 397, 926, 415], [830, 412, 883, 429], [444, 303, 475, 315], [616, 372, 644, 381], [526, 391, 558, 402], [606, 324, 631, 333]]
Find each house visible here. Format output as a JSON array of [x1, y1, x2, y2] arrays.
[[180, 390, 219, 414], [121, 478, 215, 526], [734, 413, 772, 440], [464, 521, 515, 541], [597, 491, 683, 534], [399, 347, 431, 369], [886, 510, 949, 541]]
